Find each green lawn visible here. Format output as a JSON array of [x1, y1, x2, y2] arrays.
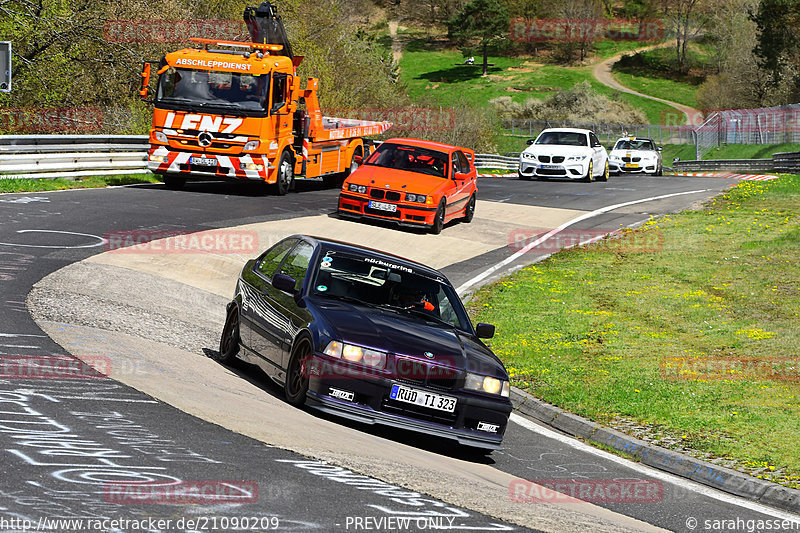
[[468, 176, 800, 488], [0, 174, 160, 193], [611, 71, 699, 110], [702, 144, 800, 160], [399, 49, 681, 124]]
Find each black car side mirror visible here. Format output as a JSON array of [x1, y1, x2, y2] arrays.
[[526, 139, 535, 145], [476, 323, 495, 339], [272, 273, 297, 293]]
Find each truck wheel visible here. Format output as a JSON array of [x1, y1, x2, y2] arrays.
[[163, 176, 185, 190], [273, 152, 294, 196]]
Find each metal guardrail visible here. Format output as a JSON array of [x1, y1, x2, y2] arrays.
[[672, 158, 775, 173], [0, 135, 149, 179], [773, 151, 800, 173], [474, 153, 518, 170]]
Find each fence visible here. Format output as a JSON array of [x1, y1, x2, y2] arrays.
[[0, 135, 149, 179], [504, 119, 695, 146], [693, 104, 800, 159]]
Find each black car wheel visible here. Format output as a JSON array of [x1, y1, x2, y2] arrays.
[[285, 338, 312, 406], [273, 151, 294, 196], [463, 194, 476, 223], [431, 200, 446, 234], [215, 306, 240, 364], [163, 175, 186, 190]]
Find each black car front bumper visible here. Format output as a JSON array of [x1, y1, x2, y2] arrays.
[[305, 355, 512, 450]]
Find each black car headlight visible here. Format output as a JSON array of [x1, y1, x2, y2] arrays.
[[405, 193, 427, 203], [348, 184, 367, 194], [465, 373, 510, 397], [323, 341, 387, 369]]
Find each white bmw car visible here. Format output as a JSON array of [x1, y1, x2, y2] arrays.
[[519, 128, 609, 182], [608, 137, 663, 175]]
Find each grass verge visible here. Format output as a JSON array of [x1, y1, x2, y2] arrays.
[[0, 174, 160, 193], [468, 176, 800, 488], [701, 144, 800, 161]]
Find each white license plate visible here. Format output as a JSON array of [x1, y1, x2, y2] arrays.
[[369, 200, 397, 213], [191, 156, 217, 167], [390, 384, 456, 413], [539, 164, 560, 170]]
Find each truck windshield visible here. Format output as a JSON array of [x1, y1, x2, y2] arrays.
[[363, 142, 449, 178], [156, 67, 269, 113]]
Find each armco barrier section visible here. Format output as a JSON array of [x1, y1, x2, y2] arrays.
[[0, 135, 149, 179], [773, 151, 800, 173], [474, 153, 518, 170], [673, 158, 775, 173]]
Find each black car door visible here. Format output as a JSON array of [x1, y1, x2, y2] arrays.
[[242, 238, 297, 374], [249, 239, 315, 381], [271, 240, 315, 370]]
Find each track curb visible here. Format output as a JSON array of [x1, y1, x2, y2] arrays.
[[510, 387, 800, 514]]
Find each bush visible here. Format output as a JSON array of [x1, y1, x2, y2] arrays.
[[490, 81, 647, 124]]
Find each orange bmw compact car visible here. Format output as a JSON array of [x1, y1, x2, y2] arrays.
[[337, 138, 478, 234]]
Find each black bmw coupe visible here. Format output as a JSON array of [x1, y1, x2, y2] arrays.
[[217, 235, 512, 450]]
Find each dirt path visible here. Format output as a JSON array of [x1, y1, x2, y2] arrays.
[[592, 41, 703, 125], [388, 20, 402, 65]]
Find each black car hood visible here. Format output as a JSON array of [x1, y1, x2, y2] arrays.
[[311, 297, 506, 378]]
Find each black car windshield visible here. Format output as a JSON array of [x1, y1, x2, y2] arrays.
[[156, 67, 268, 112], [535, 131, 588, 146], [311, 250, 471, 332], [614, 139, 655, 151], [363, 143, 449, 178]]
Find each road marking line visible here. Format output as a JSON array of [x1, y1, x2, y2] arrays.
[[510, 414, 800, 521], [456, 189, 709, 295]]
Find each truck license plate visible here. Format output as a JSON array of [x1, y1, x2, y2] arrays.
[[390, 384, 456, 413], [191, 156, 217, 167], [369, 201, 397, 213]]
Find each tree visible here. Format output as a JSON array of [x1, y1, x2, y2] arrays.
[[661, 0, 713, 73], [751, 0, 800, 100], [447, 0, 510, 76]]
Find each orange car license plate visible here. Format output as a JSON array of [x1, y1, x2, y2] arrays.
[[369, 201, 397, 213]]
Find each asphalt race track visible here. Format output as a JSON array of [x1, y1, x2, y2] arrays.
[[2, 174, 798, 533]]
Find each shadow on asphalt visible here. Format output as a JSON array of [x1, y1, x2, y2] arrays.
[[202, 347, 497, 465], [132, 179, 336, 196]]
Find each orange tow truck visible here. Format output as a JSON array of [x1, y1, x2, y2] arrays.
[[139, 2, 391, 194]]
